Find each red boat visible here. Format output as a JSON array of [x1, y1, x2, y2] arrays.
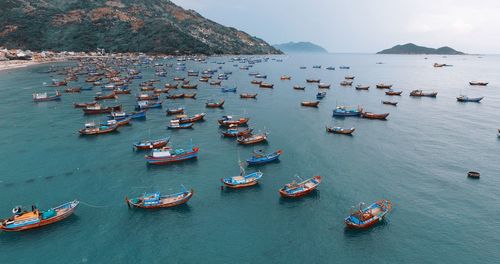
[[218, 116, 250, 127], [206, 99, 225, 108], [74, 101, 97, 108], [385, 90, 403, 96], [173, 113, 206, 124], [221, 127, 253, 137], [240, 93, 258, 99], [82, 104, 122, 115], [237, 133, 268, 145], [95, 92, 117, 100], [133, 138, 170, 150], [361, 112, 389, 119], [301, 101, 320, 107], [279, 176, 322, 198]]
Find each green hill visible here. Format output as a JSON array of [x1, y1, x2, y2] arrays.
[[377, 43, 465, 55], [273, 42, 328, 53]]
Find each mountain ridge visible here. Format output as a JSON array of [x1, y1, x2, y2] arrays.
[[273, 42, 328, 53], [377, 43, 465, 55]]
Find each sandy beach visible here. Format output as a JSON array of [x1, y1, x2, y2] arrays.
[[0, 58, 69, 72]]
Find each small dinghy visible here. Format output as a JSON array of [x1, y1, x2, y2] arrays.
[[345, 200, 392, 229], [279, 176, 321, 198], [301, 101, 320, 107], [361, 112, 389, 120]]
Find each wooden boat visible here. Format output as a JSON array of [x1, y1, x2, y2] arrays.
[[345, 75, 355, 80], [140, 86, 156, 92], [318, 83, 331, 89], [385, 90, 403, 96], [188, 70, 199, 76], [221, 164, 263, 189], [376, 84, 393, 89], [173, 113, 205, 124], [259, 83, 274, 88], [206, 99, 225, 108], [237, 133, 268, 145], [113, 87, 131, 94], [221, 87, 237, 93], [183, 93, 197, 99], [95, 92, 117, 100], [355, 85, 370, 90], [246, 150, 282, 165], [79, 122, 118, 135], [210, 80, 222, 86], [251, 80, 262, 85], [83, 104, 121, 115], [382, 101, 398, 106], [332, 106, 363, 117], [410, 90, 437, 97], [469, 81, 488, 86], [280, 75, 291, 80], [340, 80, 353, 86], [167, 120, 194, 129], [240, 93, 258, 99], [316, 92, 326, 99], [361, 112, 389, 119], [100, 117, 131, 127], [181, 84, 198, 89], [166, 107, 185, 115], [33, 91, 61, 102], [164, 83, 178, 89], [44, 80, 67, 87], [173, 76, 185, 81], [136, 100, 162, 110], [293, 85, 305, 90], [279, 176, 321, 198], [218, 116, 249, 127], [221, 126, 253, 137], [133, 137, 170, 150], [457, 95, 484, 102], [64, 87, 81, 93], [326, 126, 355, 135], [125, 187, 193, 209], [167, 93, 185, 99], [199, 78, 209, 82], [0, 200, 79, 232], [345, 200, 392, 229], [74, 101, 97, 108], [136, 93, 159, 101], [145, 146, 199, 165], [467, 171, 480, 179], [301, 101, 320, 107], [306, 79, 320, 83]]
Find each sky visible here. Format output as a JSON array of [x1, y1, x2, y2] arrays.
[[171, 0, 500, 54]]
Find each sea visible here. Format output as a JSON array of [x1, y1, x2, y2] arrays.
[[0, 53, 499, 263]]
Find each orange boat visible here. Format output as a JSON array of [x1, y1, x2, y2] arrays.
[[280, 75, 292, 80], [301, 101, 320, 107], [206, 99, 225, 108], [361, 112, 389, 119]]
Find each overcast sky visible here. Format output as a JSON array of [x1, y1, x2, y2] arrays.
[[172, 0, 500, 54]]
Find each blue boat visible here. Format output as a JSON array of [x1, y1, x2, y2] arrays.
[[246, 150, 283, 165], [316, 92, 326, 99], [136, 100, 162, 110], [332, 106, 363, 117], [81, 86, 93, 91], [221, 165, 264, 189], [345, 200, 392, 229], [108, 110, 147, 120], [221, 87, 237, 93]]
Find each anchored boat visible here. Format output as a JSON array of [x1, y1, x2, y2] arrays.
[[279, 176, 321, 198], [246, 149, 282, 165], [345, 200, 392, 229], [126, 187, 193, 209]]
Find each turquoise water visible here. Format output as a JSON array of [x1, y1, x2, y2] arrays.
[[0, 54, 499, 263]]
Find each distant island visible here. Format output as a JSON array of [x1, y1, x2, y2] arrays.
[[0, 0, 281, 55], [273, 42, 328, 53], [377, 43, 465, 55]]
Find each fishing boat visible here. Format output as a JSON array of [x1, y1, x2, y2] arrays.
[[133, 137, 170, 150], [100, 117, 131, 127], [210, 80, 222, 86], [376, 84, 393, 89], [361, 112, 389, 119], [173, 113, 206, 124], [167, 120, 194, 129], [44, 79, 67, 87], [167, 93, 185, 99], [166, 107, 185, 115], [355, 85, 370, 90], [113, 87, 131, 94], [95, 92, 117, 100], [173, 76, 185, 81], [312, 65, 321, 69], [125, 187, 193, 209], [218, 116, 249, 126], [326, 126, 355, 135], [326, 66, 335, 70], [33, 91, 62, 102], [339, 66, 350, 69], [301, 101, 320, 107], [74, 101, 97, 108], [136, 93, 159, 101], [181, 84, 198, 89], [64, 87, 81, 93], [0, 201, 79, 232], [259, 83, 274, 88], [108, 110, 146, 120], [237, 133, 268, 145], [385, 90, 403, 96], [255, 74, 267, 79], [145, 146, 199, 165], [165, 83, 178, 89], [382, 101, 398, 106], [183, 93, 197, 99], [279, 176, 321, 198], [221, 164, 263, 189], [316, 92, 326, 99], [469, 81, 488, 86], [83, 104, 122, 115], [340, 80, 353, 86], [240, 93, 258, 99], [345, 200, 392, 229], [251, 80, 262, 85], [293, 85, 305, 90], [318, 83, 331, 89], [221, 87, 237, 93], [79, 122, 118, 135], [345, 75, 355, 80], [206, 99, 225, 108], [456, 95, 484, 102], [410, 90, 437, 97], [136, 100, 162, 110], [306, 79, 320, 83], [246, 149, 282, 165], [221, 126, 253, 137], [280, 75, 292, 80], [199, 78, 209, 82], [332, 106, 363, 117]]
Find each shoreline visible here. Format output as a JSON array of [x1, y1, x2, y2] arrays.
[[0, 59, 67, 73]]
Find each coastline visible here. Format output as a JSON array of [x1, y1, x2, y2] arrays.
[[0, 59, 67, 73]]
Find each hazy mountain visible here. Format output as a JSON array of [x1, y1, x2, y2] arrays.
[[273, 42, 328, 53], [377, 43, 465, 55], [0, 0, 281, 55]]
